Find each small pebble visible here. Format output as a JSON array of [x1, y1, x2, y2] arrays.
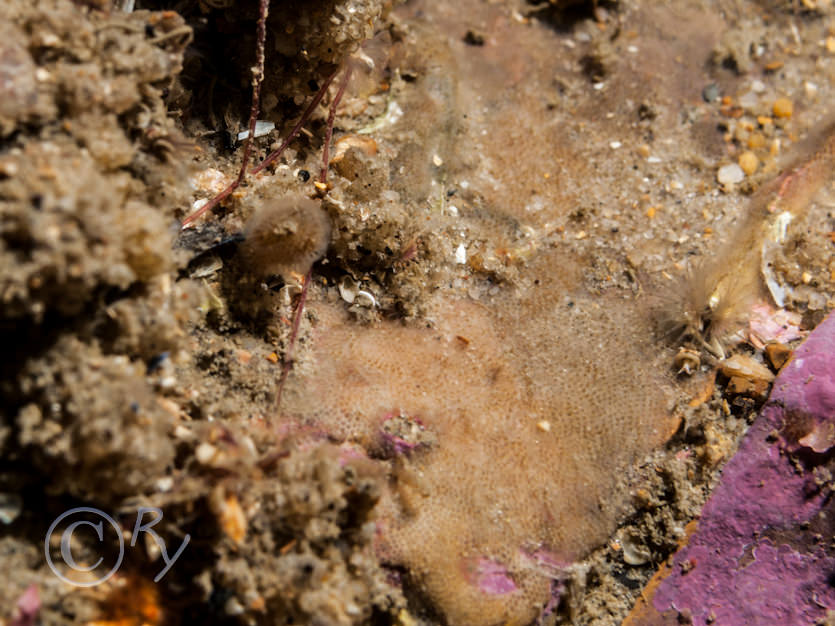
[[0, 493, 22, 524], [772, 97, 793, 119], [717, 163, 745, 185], [455, 243, 467, 264], [195, 442, 219, 465], [702, 83, 720, 103], [747, 132, 766, 149], [826, 36, 835, 54], [738, 151, 759, 175], [738, 91, 758, 109], [609, 140, 622, 149]]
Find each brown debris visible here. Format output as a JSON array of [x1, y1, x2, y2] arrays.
[[765, 342, 793, 370]]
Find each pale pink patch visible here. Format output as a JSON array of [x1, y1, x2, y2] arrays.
[[337, 442, 368, 466], [675, 448, 692, 461], [465, 558, 518, 595], [797, 421, 835, 453], [520, 547, 571, 577], [10, 585, 39, 626], [749, 302, 804, 349], [520, 548, 571, 623]]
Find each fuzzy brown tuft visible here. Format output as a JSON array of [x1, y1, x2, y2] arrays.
[[239, 195, 331, 281], [653, 251, 762, 357]]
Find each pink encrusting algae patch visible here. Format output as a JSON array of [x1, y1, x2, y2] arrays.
[[652, 312, 835, 625], [467, 558, 519, 595]]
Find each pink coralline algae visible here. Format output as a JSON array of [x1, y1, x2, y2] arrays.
[[652, 312, 835, 625]]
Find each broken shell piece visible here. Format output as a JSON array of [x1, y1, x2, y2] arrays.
[[621, 533, 652, 565], [338, 276, 359, 304], [748, 302, 804, 349], [765, 343, 792, 370], [355, 290, 378, 308], [236, 120, 275, 143], [331, 134, 378, 163], [720, 353, 775, 383], [190, 167, 228, 195], [761, 211, 794, 307], [727, 375, 770, 401], [797, 421, 835, 453]]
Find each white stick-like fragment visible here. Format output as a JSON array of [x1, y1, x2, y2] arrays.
[[237, 120, 275, 142]]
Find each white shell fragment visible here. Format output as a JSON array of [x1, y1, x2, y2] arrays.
[[621, 534, 652, 565], [339, 277, 377, 307], [355, 290, 378, 308], [237, 120, 275, 142], [761, 210, 795, 307], [455, 243, 467, 265], [338, 276, 358, 304]]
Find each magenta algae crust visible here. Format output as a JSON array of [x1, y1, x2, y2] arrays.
[[653, 312, 835, 625]]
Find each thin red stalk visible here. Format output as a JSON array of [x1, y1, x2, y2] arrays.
[[251, 67, 340, 176], [181, 0, 270, 229], [275, 267, 312, 410], [319, 65, 352, 183]]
